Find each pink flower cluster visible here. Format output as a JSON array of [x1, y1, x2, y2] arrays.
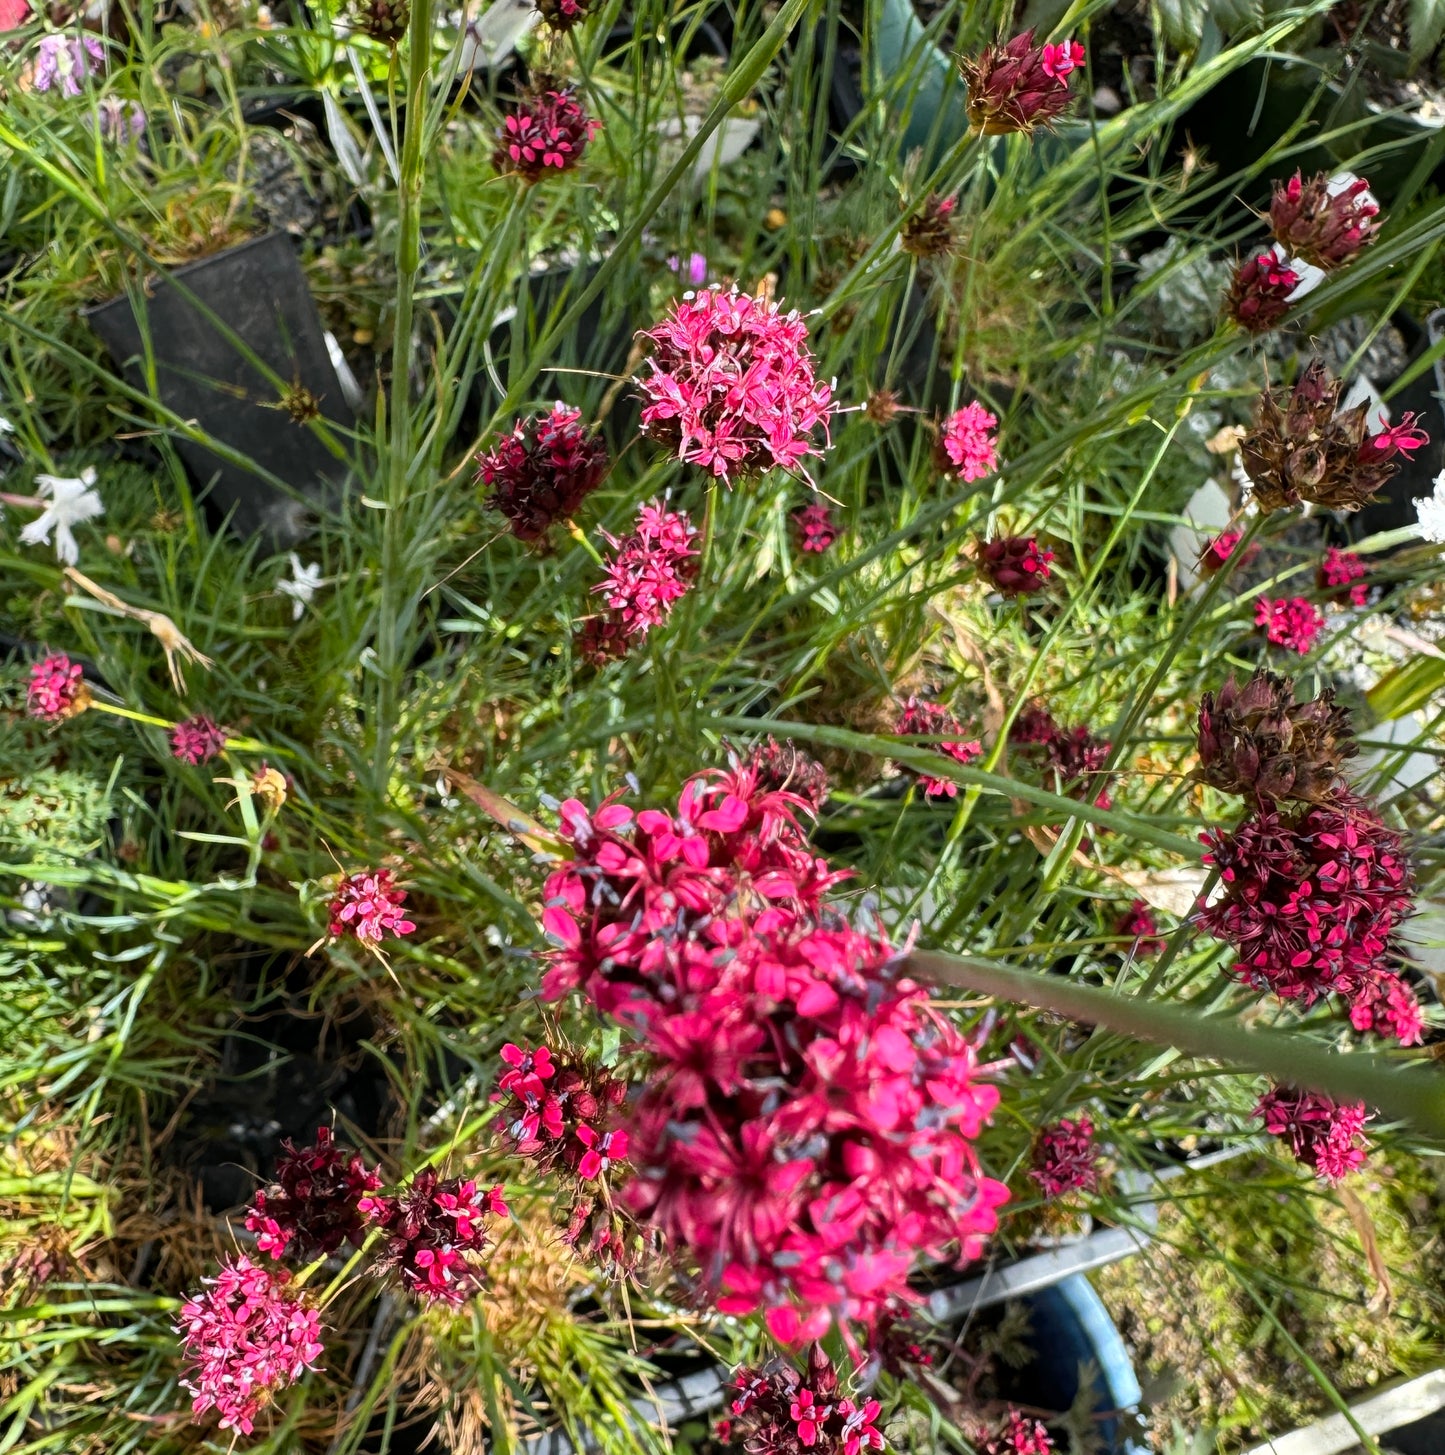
[[244, 1127, 382, 1260], [359, 1169, 508, 1304], [637, 286, 834, 484], [494, 84, 600, 180], [896, 697, 982, 798], [984, 1410, 1055, 1455], [935, 402, 999, 480], [978, 535, 1053, 596], [1254, 596, 1326, 655], [495, 1042, 630, 1180], [327, 868, 416, 946], [719, 1345, 883, 1455], [794, 500, 840, 553], [1225, 251, 1300, 333], [26, 652, 87, 721], [1117, 899, 1166, 955], [1254, 1085, 1369, 1183], [961, 30, 1084, 136], [538, 756, 1007, 1342], [176, 1256, 324, 1435], [1029, 1117, 1098, 1198], [170, 714, 227, 765], [582, 499, 700, 660], [1319, 546, 1368, 606], [475, 403, 608, 542], [1198, 530, 1260, 577], [1200, 796, 1421, 1043]]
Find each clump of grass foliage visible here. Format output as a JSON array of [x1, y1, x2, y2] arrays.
[[3, 0, 1445, 1452]]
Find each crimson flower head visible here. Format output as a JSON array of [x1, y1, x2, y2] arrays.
[[476, 404, 608, 542], [984, 1409, 1054, 1455], [793, 500, 840, 553], [590, 498, 700, 648], [170, 714, 227, 766], [1254, 596, 1325, 655], [1348, 970, 1425, 1046], [900, 194, 958, 258], [360, 1169, 508, 1304], [494, 82, 600, 180], [538, 762, 1008, 1338], [637, 285, 834, 484], [1197, 529, 1260, 578], [1029, 1116, 1098, 1198], [1010, 706, 1111, 804], [1318, 546, 1368, 606], [1118, 899, 1166, 955], [1200, 795, 1417, 1034], [1255, 1085, 1369, 1183], [960, 30, 1084, 135], [935, 401, 998, 480], [535, 0, 591, 30], [244, 1127, 382, 1260], [327, 868, 416, 946], [176, 1256, 324, 1436], [1225, 250, 1300, 333], [978, 535, 1053, 596], [1241, 359, 1426, 513], [494, 1040, 628, 1178], [744, 736, 830, 811], [897, 696, 982, 798], [723, 1346, 883, 1455], [1269, 171, 1380, 271], [27, 652, 89, 722]]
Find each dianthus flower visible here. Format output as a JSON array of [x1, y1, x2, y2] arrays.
[[535, 0, 591, 30], [359, 1170, 508, 1304], [745, 736, 830, 812], [960, 30, 1084, 135], [26, 652, 89, 721], [591, 498, 700, 644], [494, 1041, 628, 1179], [1009, 707, 1111, 806], [475, 404, 608, 541], [978, 535, 1052, 596], [32, 31, 105, 95], [984, 1409, 1054, 1455], [1254, 1086, 1369, 1183], [793, 500, 840, 554], [1197, 670, 1356, 805], [935, 402, 999, 480], [538, 759, 1007, 1341], [896, 697, 982, 799], [1269, 171, 1380, 272], [327, 868, 416, 946], [1029, 1117, 1098, 1198], [170, 714, 227, 766], [636, 285, 834, 484], [1117, 900, 1166, 955], [1241, 359, 1428, 513], [176, 1256, 324, 1435], [722, 1344, 883, 1455], [1318, 546, 1368, 606], [494, 82, 599, 180], [1225, 251, 1301, 333], [1347, 970, 1425, 1046], [900, 194, 958, 258], [1197, 529, 1260, 577], [1254, 596, 1326, 655], [1199, 795, 1419, 1038], [244, 1128, 382, 1261]]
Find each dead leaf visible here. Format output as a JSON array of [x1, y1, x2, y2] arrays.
[[1338, 1184, 1394, 1314]]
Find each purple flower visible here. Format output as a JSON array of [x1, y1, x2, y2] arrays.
[[32, 32, 105, 96], [96, 96, 146, 144]]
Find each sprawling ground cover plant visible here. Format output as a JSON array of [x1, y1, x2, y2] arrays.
[[3, 0, 1445, 1452]]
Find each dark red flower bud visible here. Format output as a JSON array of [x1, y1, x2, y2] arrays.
[[1269, 171, 1380, 271], [1224, 251, 1300, 333], [977, 535, 1053, 596], [960, 30, 1084, 136]]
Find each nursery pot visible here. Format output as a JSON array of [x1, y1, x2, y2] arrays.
[[85, 231, 354, 543]]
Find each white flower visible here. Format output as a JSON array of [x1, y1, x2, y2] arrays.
[[18, 467, 103, 565], [276, 554, 324, 619], [1414, 469, 1445, 544]]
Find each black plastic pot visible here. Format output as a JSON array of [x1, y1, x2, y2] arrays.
[[85, 231, 354, 542]]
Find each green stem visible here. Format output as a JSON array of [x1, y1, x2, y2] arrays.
[[375, 6, 437, 794]]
